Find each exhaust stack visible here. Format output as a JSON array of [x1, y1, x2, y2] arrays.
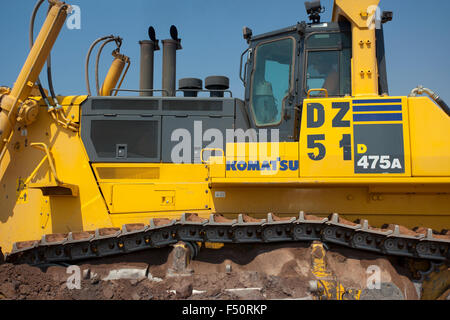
[[162, 25, 182, 97], [139, 27, 160, 97]]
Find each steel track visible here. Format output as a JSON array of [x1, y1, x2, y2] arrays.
[[5, 212, 450, 265]]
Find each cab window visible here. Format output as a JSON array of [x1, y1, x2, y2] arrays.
[[305, 32, 351, 97], [306, 51, 340, 96], [250, 38, 294, 126]]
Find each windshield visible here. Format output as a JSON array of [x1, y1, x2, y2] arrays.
[[250, 38, 294, 126]]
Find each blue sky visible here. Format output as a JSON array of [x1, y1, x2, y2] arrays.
[[0, 0, 449, 102]]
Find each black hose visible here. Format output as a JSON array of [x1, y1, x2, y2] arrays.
[[46, 3, 58, 106], [435, 96, 450, 117], [85, 36, 115, 95], [46, 53, 58, 105], [30, 0, 65, 107], [30, 0, 51, 104]]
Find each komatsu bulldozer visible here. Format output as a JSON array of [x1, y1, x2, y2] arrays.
[[0, 0, 449, 300]]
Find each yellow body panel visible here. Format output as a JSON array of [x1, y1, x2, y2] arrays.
[[300, 97, 354, 177], [299, 96, 411, 177], [92, 163, 210, 214], [209, 186, 450, 229], [408, 96, 450, 176], [0, 102, 112, 253]]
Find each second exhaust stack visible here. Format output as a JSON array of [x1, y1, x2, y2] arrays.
[[162, 25, 182, 97]]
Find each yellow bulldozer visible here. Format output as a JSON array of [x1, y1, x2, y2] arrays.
[[0, 0, 449, 300]]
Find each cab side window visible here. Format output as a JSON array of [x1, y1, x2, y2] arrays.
[[306, 51, 340, 96], [305, 32, 351, 97]]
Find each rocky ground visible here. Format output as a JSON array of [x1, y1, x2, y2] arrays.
[[0, 242, 442, 300]]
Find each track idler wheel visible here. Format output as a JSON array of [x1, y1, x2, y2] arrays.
[[185, 241, 199, 260]]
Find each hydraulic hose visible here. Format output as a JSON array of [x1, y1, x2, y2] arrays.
[[29, 0, 78, 132], [30, 0, 53, 106], [85, 35, 115, 95], [45, 3, 59, 107], [410, 85, 450, 117], [46, 53, 58, 106]]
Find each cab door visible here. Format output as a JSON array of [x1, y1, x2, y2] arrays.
[[246, 34, 301, 142]]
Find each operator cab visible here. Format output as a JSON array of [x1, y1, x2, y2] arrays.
[[240, 1, 389, 142]]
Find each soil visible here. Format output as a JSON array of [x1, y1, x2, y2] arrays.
[[0, 242, 426, 300]]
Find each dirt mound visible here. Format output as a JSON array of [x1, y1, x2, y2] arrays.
[[0, 263, 308, 300], [0, 243, 421, 300]]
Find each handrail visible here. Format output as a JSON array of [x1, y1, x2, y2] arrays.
[[109, 88, 233, 98], [30, 142, 62, 184], [109, 88, 169, 96], [176, 89, 233, 98], [239, 48, 250, 85], [307, 88, 329, 99]]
